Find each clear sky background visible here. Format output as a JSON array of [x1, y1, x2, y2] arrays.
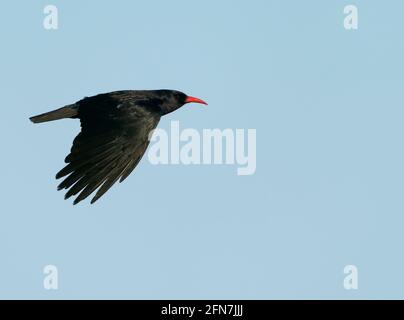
[[0, 0, 403, 299]]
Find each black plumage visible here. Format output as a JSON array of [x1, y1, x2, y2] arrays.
[[30, 90, 207, 205]]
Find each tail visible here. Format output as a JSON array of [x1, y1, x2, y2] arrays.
[[30, 104, 78, 124]]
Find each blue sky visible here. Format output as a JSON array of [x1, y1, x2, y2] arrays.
[[0, 0, 403, 299]]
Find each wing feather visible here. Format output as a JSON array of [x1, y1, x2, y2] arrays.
[[56, 99, 160, 204]]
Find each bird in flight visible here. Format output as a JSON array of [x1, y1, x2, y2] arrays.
[[30, 90, 207, 205]]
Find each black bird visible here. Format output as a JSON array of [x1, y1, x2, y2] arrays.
[[30, 90, 207, 205]]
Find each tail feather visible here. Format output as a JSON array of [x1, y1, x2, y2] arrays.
[[30, 104, 78, 123]]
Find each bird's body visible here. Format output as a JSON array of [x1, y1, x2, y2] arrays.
[[30, 90, 207, 205]]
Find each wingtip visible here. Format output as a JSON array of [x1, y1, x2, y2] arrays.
[[56, 165, 71, 180], [69, 194, 99, 205], [64, 192, 73, 201]]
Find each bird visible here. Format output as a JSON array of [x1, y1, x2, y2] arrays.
[[30, 90, 208, 205]]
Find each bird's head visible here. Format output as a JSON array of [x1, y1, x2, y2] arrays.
[[156, 90, 208, 115]]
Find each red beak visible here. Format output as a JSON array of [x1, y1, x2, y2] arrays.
[[185, 96, 208, 105]]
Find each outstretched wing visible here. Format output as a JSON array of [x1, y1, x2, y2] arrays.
[[56, 98, 160, 205]]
